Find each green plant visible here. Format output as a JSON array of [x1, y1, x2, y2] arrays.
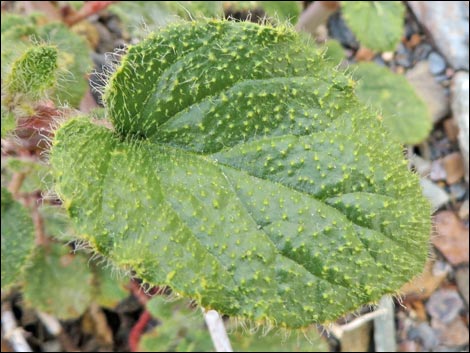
[[1, 13, 92, 108], [1, 174, 128, 319], [1, 188, 35, 290], [341, 1, 405, 52], [50, 19, 430, 329], [352, 62, 432, 144]]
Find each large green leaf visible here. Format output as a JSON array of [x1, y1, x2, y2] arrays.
[[352, 62, 431, 144], [1, 187, 35, 290], [341, 1, 405, 52], [51, 20, 430, 328]]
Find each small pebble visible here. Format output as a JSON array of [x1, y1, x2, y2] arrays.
[[395, 43, 412, 68], [381, 51, 394, 62], [429, 52, 447, 75], [413, 43, 433, 62], [432, 317, 470, 346], [409, 322, 440, 350], [373, 55, 386, 67], [426, 289, 464, 324], [420, 178, 450, 210], [443, 118, 460, 142], [459, 199, 469, 220], [449, 182, 467, 200], [327, 12, 359, 49], [455, 267, 469, 306]]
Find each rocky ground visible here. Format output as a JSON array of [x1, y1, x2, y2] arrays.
[[326, 2, 469, 351]]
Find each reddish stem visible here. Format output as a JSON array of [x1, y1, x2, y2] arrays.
[[130, 279, 160, 305], [64, 1, 117, 26], [128, 310, 151, 352]]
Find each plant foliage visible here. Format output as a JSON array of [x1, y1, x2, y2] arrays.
[[51, 20, 430, 328]]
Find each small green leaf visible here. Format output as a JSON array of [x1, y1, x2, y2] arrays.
[[352, 62, 432, 144], [51, 20, 430, 328], [341, 1, 405, 52], [1, 14, 92, 107], [5, 45, 58, 99], [23, 244, 94, 319], [37, 22, 92, 107], [1, 187, 35, 290]]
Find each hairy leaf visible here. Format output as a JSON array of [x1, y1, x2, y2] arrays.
[[1, 14, 92, 107], [51, 20, 430, 328], [341, 1, 405, 52], [352, 62, 431, 144], [5, 45, 58, 99], [37, 22, 92, 107], [1, 188, 35, 290]]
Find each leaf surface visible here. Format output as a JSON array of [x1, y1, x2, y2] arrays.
[[51, 20, 430, 327]]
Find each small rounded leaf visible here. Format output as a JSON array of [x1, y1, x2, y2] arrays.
[[341, 1, 405, 52], [23, 244, 94, 319], [5, 45, 58, 99], [352, 62, 432, 144]]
